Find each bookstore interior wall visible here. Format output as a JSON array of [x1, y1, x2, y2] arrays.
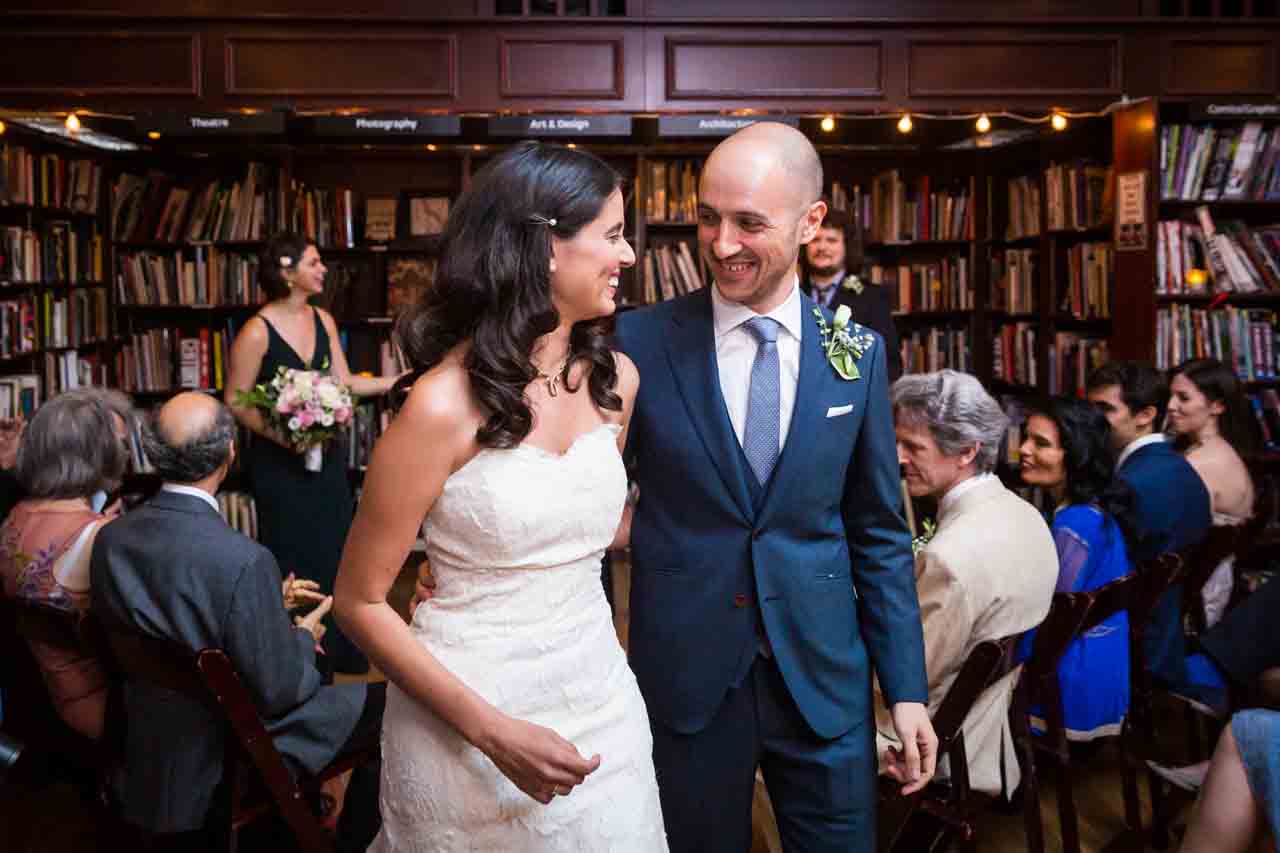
[[3, 5, 1280, 532]]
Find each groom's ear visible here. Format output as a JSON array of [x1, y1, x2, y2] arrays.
[[798, 198, 827, 245]]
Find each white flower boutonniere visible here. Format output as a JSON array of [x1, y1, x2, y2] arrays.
[[813, 304, 873, 381], [911, 518, 938, 556], [842, 274, 864, 295]]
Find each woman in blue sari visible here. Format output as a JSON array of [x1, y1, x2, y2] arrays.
[[1018, 396, 1141, 741]]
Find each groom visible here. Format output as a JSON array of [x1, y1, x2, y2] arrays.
[[615, 122, 934, 852]]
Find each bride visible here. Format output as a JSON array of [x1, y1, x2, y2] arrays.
[[334, 141, 667, 851]]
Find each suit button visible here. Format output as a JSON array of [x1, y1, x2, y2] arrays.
[[733, 593, 748, 608]]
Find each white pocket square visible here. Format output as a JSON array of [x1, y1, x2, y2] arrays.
[[825, 404, 854, 418]]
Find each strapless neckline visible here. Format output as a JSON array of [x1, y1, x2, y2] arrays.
[[448, 422, 621, 483]]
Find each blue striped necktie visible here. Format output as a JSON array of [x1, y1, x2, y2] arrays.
[[742, 316, 782, 487]]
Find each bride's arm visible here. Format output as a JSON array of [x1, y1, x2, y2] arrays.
[[608, 352, 640, 552], [334, 370, 600, 804]]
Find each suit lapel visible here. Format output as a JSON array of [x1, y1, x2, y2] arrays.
[[757, 293, 831, 523], [664, 290, 754, 521]]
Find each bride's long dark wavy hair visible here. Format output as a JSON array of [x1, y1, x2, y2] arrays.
[[395, 141, 624, 448]]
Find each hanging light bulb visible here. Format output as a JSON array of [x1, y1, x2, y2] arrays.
[[1051, 112, 1068, 131], [147, 131, 161, 140], [976, 114, 991, 133], [820, 115, 836, 133], [65, 112, 81, 133], [897, 113, 913, 134]]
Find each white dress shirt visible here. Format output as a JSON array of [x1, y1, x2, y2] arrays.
[[711, 276, 803, 453], [1116, 432, 1167, 471], [162, 482, 221, 513]]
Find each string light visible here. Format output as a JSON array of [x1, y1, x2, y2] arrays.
[[897, 114, 913, 134], [65, 112, 80, 133], [0, 120, 6, 136], [810, 97, 1146, 134], [1051, 112, 1068, 131], [820, 115, 835, 133], [566, 143, 577, 148], [426, 144, 437, 151], [976, 114, 991, 133], [147, 131, 161, 140], [1187, 268, 1209, 288]]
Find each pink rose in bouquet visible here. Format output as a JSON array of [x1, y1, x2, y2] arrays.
[[236, 365, 353, 471]]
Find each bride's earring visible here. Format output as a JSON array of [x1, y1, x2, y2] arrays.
[[549, 259, 557, 273]]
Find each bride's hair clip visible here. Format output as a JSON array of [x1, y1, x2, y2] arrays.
[[528, 214, 557, 228], [279, 255, 294, 269]]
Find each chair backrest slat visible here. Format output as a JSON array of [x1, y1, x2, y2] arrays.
[[931, 635, 1021, 752]]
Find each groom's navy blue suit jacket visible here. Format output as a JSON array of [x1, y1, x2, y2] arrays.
[[616, 287, 927, 739]]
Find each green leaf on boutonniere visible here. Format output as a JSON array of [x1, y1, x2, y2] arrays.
[[813, 305, 872, 382]]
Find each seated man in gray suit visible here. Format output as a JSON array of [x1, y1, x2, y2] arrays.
[[91, 392, 382, 851], [878, 370, 1058, 797]]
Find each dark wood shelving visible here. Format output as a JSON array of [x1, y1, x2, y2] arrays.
[[866, 240, 970, 249], [115, 240, 266, 251], [989, 379, 1041, 395], [0, 204, 99, 219], [115, 303, 256, 311], [1155, 292, 1280, 306], [891, 309, 973, 322]]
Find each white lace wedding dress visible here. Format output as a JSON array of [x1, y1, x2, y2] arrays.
[[371, 423, 668, 853]]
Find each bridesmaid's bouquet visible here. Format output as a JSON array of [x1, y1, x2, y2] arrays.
[[237, 365, 354, 472]]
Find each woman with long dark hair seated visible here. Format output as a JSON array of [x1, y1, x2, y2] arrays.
[[333, 142, 667, 850], [1018, 396, 1140, 741]]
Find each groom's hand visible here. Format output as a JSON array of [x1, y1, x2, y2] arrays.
[[479, 714, 602, 805], [884, 701, 937, 795]]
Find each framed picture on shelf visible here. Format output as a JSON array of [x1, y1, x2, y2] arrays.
[[398, 190, 450, 239], [364, 197, 397, 243], [386, 256, 438, 317]]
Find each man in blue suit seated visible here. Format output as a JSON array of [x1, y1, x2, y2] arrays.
[[1086, 361, 1212, 690], [615, 121, 934, 853]]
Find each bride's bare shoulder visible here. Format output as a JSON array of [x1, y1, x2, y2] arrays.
[[399, 348, 481, 437]]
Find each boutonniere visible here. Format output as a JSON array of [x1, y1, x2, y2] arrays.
[[841, 274, 864, 295], [812, 304, 873, 381], [911, 519, 937, 556]]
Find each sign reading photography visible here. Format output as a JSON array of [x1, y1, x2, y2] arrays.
[[658, 115, 800, 137], [309, 114, 461, 137], [487, 114, 634, 137], [1189, 101, 1280, 121], [142, 112, 287, 136]]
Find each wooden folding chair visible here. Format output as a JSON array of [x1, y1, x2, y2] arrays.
[[1013, 583, 1119, 853], [3, 598, 120, 778], [878, 633, 1025, 853], [96, 616, 374, 853]]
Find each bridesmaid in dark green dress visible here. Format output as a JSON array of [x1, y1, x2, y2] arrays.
[[225, 233, 403, 673]]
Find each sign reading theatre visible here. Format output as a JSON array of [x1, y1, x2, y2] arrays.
[[143, 112, 286, 136], [487, 115, 633, 137], [658, 115, 800, 137]]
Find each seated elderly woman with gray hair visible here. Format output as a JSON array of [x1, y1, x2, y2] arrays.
[[874, 369, 1058, 798], [0, 388, 136, 741]]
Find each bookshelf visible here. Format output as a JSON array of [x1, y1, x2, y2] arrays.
[[0, 125, 112, 415]]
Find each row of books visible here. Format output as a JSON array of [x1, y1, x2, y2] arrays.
[[874, 257, 973, 314], [291, 184, 357, 249], [1160, 122, 1280, 202], [43, 349, 108, 397], [0, 143, 103, 213], [900, 328, 972, 374], [1047, 333, 1109, 396], [112, 163, 287, 245], [217, 490, 258, 540], [1156, 304, 1279, 380], [115, 325, 232, 394], [990, 248, 1038, 314], [992, 322, 1037, 386], [1044, 161, 1112, 232], [643, 159, 700, 224], [866, 172, 974, 244], [1061, 242, 1113, 320], [1003, 175, 1042, 241], [1249, 390, 1280, 451], [641, 242, 704, 303], [116, 248, 262, 307], [1, 222, 105, 284], [0, 297, 36, 359], [42, 288, 109, 350], [1156, 211, 1280, 294], [0, 374, 40, 420]]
